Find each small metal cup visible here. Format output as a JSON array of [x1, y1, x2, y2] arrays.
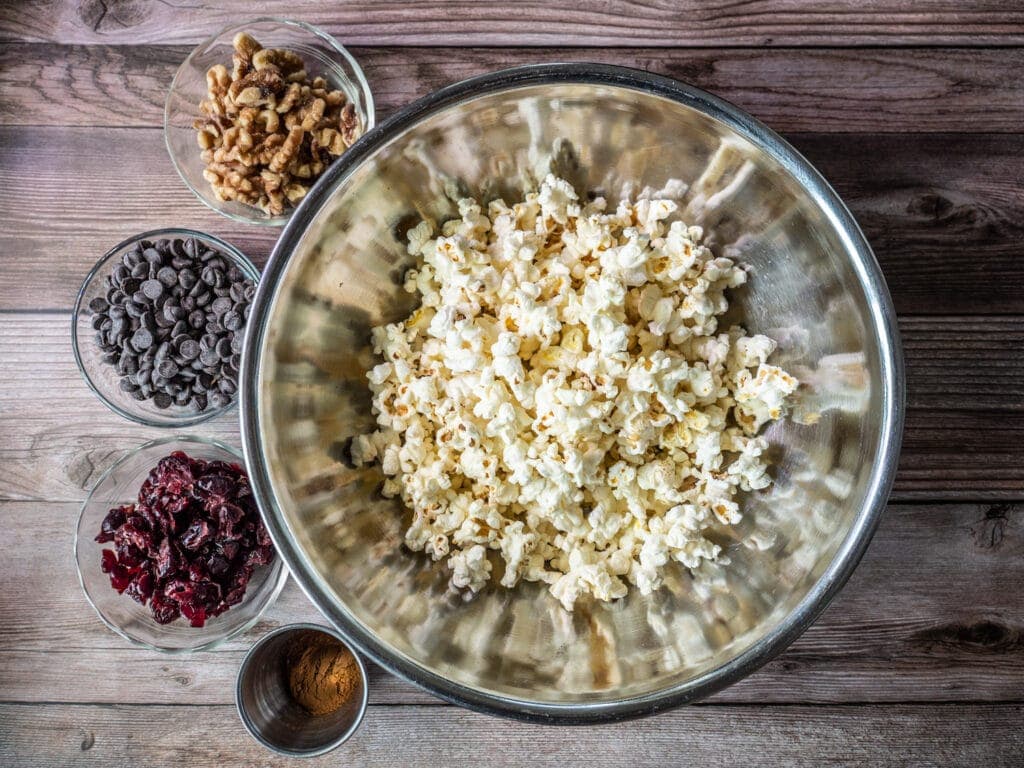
[[236, 623, 368, 757]]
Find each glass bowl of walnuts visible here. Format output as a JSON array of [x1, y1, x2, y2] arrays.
[[165, 18, 375, 226]]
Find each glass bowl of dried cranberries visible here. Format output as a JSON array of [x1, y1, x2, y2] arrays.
[[75, 436, 288, 652]]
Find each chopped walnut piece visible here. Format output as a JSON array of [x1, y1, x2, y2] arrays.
[[232, 32, 262, 80], [194, 31, 362, 216]]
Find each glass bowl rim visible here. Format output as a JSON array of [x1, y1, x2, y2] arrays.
[[163, 16, 377, 227], [71, 227, 259, 428], [74, 434, 289, 654]]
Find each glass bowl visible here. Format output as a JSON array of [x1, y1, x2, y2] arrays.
[[71, 227, 259, 428], [164, 17, 375, 226], [75, 436, 289, 653]]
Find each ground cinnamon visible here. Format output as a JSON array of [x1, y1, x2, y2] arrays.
[[285, 632, 360, 716]]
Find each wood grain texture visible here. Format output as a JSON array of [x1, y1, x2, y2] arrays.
[[2, 0, 1023, 47], [4, 44, 1024, 134], [2, 313, 1024, 502], [2, 500, 1022, 706], [1, 127, 1022, 315], [2, 702, 1022, 767]]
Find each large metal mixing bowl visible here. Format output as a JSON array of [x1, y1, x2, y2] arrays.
[[240, 64, 904, 723]]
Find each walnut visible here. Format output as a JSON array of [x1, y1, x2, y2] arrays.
[[236, 107, 259, 130], [196, 128, 216, 149], [256, 109, 280, 134], [269, 126, 304, 173], [206, 64, 230, 99], [228, 67, 285, 109], [195, 31, 361, 216], [299, 98, 326, 131], [252, 47, 305, 76], [232, 32, 262, 80], [284, 182, 307, 203], [276, 82, 302, 114], [316, 127, 345, 156], [339, 103, 359, 147]]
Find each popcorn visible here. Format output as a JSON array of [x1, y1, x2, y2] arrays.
[[352, 174, 797, 611]]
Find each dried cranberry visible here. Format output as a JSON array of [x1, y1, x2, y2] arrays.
[[219, 540, 241, 562], [205, 460, 239, 475], [155, 452, 195, 494], [100, 548, 118, 573], [206, 553, 228, 574], [150, 593, 180, 624], [96, 505, 130, 543], [107, 559, 132, 593], [196, 473, 236, 500], [125, 571, 154, 605], [180, 603, 208, 628], [246, 545, 274, 567], [224, 564, 255, 606], [186, 561, 207, 584], [181, 519, 213, 551], [115, 520, 154, 553], [155, 537, 177, 579], [163, 578, 189, 601], [115, 542, 146, 569]]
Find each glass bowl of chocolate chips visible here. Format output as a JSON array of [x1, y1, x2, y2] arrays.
[[72, 228, 259, 428], [75, 436, 288, 653]]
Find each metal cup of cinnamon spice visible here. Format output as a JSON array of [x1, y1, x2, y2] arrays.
[[236, 623, 368, 757]]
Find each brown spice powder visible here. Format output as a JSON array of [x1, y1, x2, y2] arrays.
[[285, 632, 360, 716]]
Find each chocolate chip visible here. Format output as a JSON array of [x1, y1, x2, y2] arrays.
[[157, 359, 179, 379], [209, 392, 230, 409], [178, 339, 200, 360], [130, 328, 153, 352], [223, 311, 242, 331], [157, 266, 178, 288], [199, 348, 220, 368], [215, 337, 232, 360], [141, 280, 164, 300]]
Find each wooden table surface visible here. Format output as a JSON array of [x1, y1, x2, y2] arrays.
[[2, 2, 1023, 765]]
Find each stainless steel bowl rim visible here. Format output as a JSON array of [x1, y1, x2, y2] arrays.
[[235, 622, 369, 757], [240, 63, 906, 724]]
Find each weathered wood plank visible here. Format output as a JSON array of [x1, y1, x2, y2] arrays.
[[2, 0, 1023, 47], [3, 310, 1024, 501], [1, 127, 1022, 315], [1, 702, 1021, 767], [2, 497, 1022, 706], [4, 45, 1023, 134]]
